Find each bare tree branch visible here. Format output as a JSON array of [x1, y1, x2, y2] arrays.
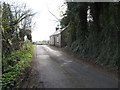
[[47, 7, 60, 22]]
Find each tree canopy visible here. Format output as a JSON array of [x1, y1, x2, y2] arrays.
[[1, 2, 35, 57], [60, 2, 120, 70]]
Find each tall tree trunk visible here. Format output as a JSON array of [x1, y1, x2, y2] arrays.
[[77, 3, 88, 40]]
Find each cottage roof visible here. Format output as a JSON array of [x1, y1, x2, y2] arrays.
[[50, 28, 65, 36]]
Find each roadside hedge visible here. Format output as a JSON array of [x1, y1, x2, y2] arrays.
[[2, 41, 34, 90]]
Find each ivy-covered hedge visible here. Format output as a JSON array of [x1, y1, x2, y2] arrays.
[[2, 41, 34, 90], [67, 23, 118, 70]]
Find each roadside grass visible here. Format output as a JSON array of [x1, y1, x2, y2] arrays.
[[2, 41, 34, 90]]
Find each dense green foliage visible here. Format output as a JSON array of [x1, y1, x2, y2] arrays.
[[2, 41, 34, 89], [0, 2, 35, 89], [60, 2, 119, 70]]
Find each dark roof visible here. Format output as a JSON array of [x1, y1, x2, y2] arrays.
[[50, 28, 65, 36]]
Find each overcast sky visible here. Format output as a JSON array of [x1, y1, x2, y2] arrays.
[[1, 0, 66, 41]]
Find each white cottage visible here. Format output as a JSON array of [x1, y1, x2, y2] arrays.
[[49, 28, 66, 47]]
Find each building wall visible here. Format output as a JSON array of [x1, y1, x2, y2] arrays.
[[50, 34, 61, 47], [50, 36, 55, 45], [49, 29, 67, 47], [54, 34, 61, 47]]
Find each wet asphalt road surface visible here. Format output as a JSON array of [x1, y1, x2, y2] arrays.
[[27, 45, 118, 88]]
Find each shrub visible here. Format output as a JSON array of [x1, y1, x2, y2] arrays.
[[2, 41, 34, 90]]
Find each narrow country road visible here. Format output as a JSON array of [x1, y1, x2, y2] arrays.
[[20, 45, 118, 88]]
